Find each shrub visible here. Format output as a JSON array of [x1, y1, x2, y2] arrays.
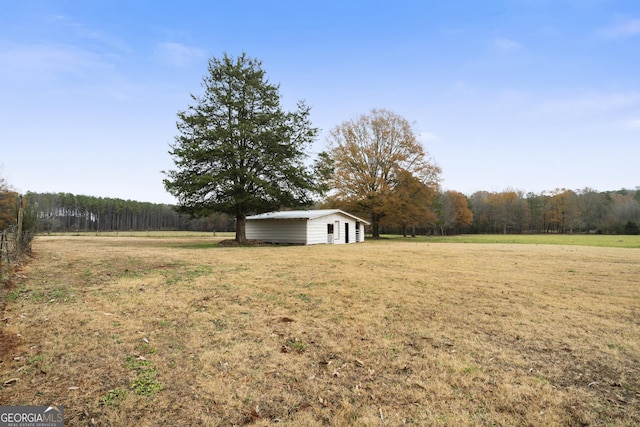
[[623, 220, 639, 235]]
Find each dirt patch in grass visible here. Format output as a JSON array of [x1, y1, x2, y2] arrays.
[[0, 330, 23, 366], [1, 235, 639, 425]]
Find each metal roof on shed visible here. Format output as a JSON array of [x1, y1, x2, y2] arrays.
[[247, 209, 369, 224]]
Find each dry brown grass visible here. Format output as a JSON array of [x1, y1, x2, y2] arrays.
[[1, 235, 639, 426]]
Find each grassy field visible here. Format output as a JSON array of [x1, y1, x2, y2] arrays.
[[1, 234, 639, 426]]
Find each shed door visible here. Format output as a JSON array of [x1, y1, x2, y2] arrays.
[[344, 223, 349, 243]]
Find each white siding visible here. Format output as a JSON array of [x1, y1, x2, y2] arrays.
[[307, 217, 332, 245], [356, 221, 365, 243], [246, 219, 307, 244], [307, 213, 364, 245]]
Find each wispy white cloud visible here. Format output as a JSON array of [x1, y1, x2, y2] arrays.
[[491, 37, 522, 52], [599, 18, 640, 38], [48, 14, 132, 55], [153, 42, 206, 67], [626, 118, 640, 129], [0, 42, 111, 81], [538, 91, 639, 115], [0, 14, 131, 83], [0, 41, 143, 103]]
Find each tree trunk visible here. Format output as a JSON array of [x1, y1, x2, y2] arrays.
[[371, 213, 380, 238], [235, 209, 247, 243]]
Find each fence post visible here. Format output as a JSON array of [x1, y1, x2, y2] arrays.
[[1, 230, 9, 267], [0, 231, 4, 268], [17, 195, 24, 251]]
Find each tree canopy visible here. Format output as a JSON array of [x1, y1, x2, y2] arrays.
[[325, 109, 441, 237], [164, 53, 324, 243]]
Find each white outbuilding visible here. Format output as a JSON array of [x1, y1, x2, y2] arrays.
[[245, 209, 369, 245]]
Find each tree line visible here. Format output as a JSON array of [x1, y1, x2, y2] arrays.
[[328, 187, 640, 236], [12, 187, 639, 236], [3, 185, 638, 237], [22, 192, 234, 233], [464, 187, 640, 235]]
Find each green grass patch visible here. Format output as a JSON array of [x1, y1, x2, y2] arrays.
[[377, 234, 640, 248], [125, 355, 163, 397], [162, 265, 213, 285], [130, 370, 162, 396], [125, 356, 153, 371], [48, 287, 76, 302], [5, 290, 22, 302], [284, 338, 306, 353], [100, 388, 128, 407]]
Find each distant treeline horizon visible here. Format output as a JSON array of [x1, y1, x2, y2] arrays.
[[23, 187, 640, 235], [24, 192, 235, 233]]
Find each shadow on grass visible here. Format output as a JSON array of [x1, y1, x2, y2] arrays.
[[163, 240, 300, 249], [162, 241, 222, 249]]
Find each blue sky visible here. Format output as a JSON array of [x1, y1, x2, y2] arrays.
[[1, 0, 639, 204]]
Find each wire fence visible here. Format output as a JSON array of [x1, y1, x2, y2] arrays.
[[1, 225, 30, 282], [1, 195, 37, 284]]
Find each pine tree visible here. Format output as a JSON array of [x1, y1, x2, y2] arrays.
[[164, 53, 323, 243]]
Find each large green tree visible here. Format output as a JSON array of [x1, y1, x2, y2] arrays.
[[164, 53, 323, 243], [326, 109, 441, 237]]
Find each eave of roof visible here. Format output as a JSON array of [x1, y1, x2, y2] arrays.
[[246, 209, 370, 224]]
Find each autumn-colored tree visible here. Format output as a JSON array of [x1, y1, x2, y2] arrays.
[[434, 191, 473, 235], [547, 188, 579, 233], [449, 190, 473, 233], [0, 176, 17, 230], [487, 190, 527, 234], [386, 169, 438, 236], [326, 109, 441, 237]]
